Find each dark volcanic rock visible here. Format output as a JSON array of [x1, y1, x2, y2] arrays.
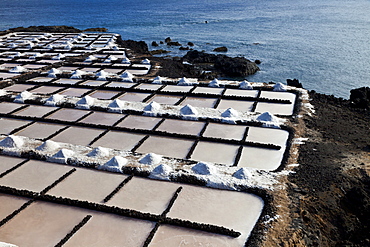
[[2, 25, 81, 34], [116, 37, 150, 55], [151, 41, 159, 47], [287, 78, 302, 88], [83, 27, 107, 32], [188, 42, 194, 46], [179, 46, 190, 50], [167, 41, 182, 46], [183, 50, 259, 77], [165, 37, 172, 43], [350, 87, 370, 109], [213, 46, 228, 52]]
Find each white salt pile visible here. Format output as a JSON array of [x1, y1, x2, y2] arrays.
[[100, 156, 127, 172], [84, 55, 96, 62], [180, 104, 198, 116], [152, 76, 163, 84], [0, 135, 24, 148], [221, 107, 239, 118], [108, 99, 125, 112], [233, 167, 252, 180], [150, 164, 172, 179], [0, 89, 6, 96], [9, 66, 25, 73], [120, 71, 134, 82], [14, 91, 32, 103], [239, 80, 253, 90], [273, 82, 287, 92], [70, 70, 85, 79], [0, 241, 18, 247], [257, 111, 276, 122], [76, 95, 94, 109], [51, 148, 74, 162], [144, 101, 161, 112], [36, 140, 60, 152], [44, 94, 64, 106], [46, 44, 54, 49], [87, 146, 110, 158], [209, 78, 220, 88], [96, 70, 109, 80], [48, 68, 61, 75], [191, 162, 218, 175], [141, 58, 151, 64], [52, 54, 65, 60], [121, 58, 131, 65], [139, 153, 162, 166], [177, 77, 192, 86]]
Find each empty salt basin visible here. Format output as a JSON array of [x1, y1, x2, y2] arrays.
[[165, 184, 264, 246], [224, 89, 259, 98], [0, 201, 89, 247], [53, 78, 82, 85], [0, 102, 23, 114], [255, 102, 294, 116], [203, 122, 247, 141], [78, 111, 125, 126], [45, 108, 90, 122], [161, 85, 193, 93], [0, 72, 18, 79], [118, 92, 151, 102], [80, 67, 101, 73], [47, 168, 128, 203], [92, 130, 145, 151], [80, 80, 107, 87], [192, 87, 224, 95], [149, 224, 245, 247], [135, 83, 163, 91], [50, 126, 105, 146], [107, 177, 180, 214], [260, 91, 296, 102], [29, 86, 64, 95], [27, 77, 54, 83], [217, 99, 254, 112], [0, 160, 73, 192], [238, 146, 285, 171], [105, 81, 135, 89], [246, 127, 289, 146], [12, 105, 55, 118], [180, 97, 217, 108], [117, 115, 162, 130], [0, 155, 26, 174], [136, 136, 194, 160], [156, 118, 205, 136], [148, 94, 182, 105], [13, 122, 64, 140], [0, 118, 31, 135], [191, 141, 239, 166], [63, 212, 155, 247], [59, 88, 92, 97], [2, 84, 34, 92], [0, 193, 30, 221], [88, 90, 119, 100]]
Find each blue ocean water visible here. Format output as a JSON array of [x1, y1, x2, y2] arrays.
[[1, 0, 369, 98]]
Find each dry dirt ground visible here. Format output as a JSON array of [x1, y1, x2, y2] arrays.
[[261, 91, 370, 247]]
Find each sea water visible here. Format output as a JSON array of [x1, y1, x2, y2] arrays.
[[1, 0, 369, 98]]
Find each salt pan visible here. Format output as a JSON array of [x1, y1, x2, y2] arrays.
[[139, 153, 162, 165], [0, 135, 24, 148], [180, 104, 198, 116], [191, 162, 217, 175]]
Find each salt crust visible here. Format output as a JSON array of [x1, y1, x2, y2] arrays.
[[139, 153, 162, 165]]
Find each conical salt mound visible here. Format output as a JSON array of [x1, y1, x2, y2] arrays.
[[100, 156, 127, 172], [144, 101, 161, 112], [96, 70, 109, 77], [44, 94, 64, 106], [76, 96, 94, 107], [192, 162, 217, 175], [221, 108, 239, 118], [120, 71, 134, 82], [151, 164, 172, 177], [48, 68, 61, 74], [177, 77, 191, 86], [139, 153, 162, 165], [108, 99, 125, 111], [141, 58, 150, 64], [121, 58, 131, 64], [273, 82, 287, 92], [0, 89, 6, 96], [0, 135, 24, 148], [233, 167, 252, 180], [257, 111, 275, 122], [180, 104, 198, 116], [87, 146, 110, 158], [36, 140, 60, 152], [9, 66, 25, 73], [209, 79, 220, 88], [70, 70, 85, 79], [239, 80, 253, 90], [52, 149, 74, 159], [14, 91, 32, 103], [152, 76, 163, 84]]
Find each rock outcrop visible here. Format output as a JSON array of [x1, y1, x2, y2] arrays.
[[350, 87, 370, 109]]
